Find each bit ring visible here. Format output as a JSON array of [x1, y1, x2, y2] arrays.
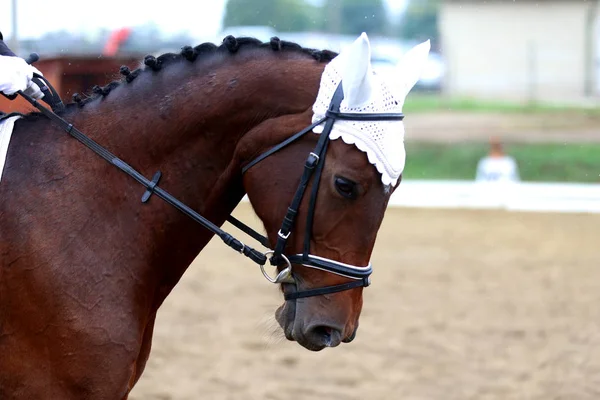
[[261, 251, 294, 284]]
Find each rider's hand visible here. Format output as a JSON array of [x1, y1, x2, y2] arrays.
[[0, 55, 44, 99]]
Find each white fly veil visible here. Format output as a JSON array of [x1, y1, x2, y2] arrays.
[[311, 33, 431, 187]]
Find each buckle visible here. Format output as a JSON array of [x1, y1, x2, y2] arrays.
[[278, 229, 291, 240], [306, 152, 319, 168]]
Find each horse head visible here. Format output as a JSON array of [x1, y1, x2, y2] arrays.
[[242, 33, 430, 351]]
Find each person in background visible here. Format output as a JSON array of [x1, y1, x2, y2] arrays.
[[475, 136, 521, 182], [0, 31, 43, 101]]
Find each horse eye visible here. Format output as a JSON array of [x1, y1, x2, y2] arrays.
[[334, 176, 357, 199]]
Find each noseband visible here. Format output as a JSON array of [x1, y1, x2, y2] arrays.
[[17, 71, 404, 301], [236, 82, 404, 300]]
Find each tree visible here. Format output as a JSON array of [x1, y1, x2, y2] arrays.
[[322, 0, 388, 36], [397, 0, 440, 43], [222, 0, 320, 32]]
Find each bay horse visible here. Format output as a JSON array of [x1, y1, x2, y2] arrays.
[[0, 33, 429, 398]]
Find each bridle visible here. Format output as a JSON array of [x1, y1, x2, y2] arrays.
[[231, 82, 404, 300], [14, 55, 404, 301]]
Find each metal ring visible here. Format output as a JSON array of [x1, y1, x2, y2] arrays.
[[261, 251, 295, 284]]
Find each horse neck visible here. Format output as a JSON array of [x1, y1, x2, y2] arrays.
[[61, 52, 324, 304]]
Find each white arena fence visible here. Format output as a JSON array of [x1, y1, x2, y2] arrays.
[[388, 180, 600, 214]]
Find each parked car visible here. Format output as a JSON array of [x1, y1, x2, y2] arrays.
[[371, 43, 445, 92]]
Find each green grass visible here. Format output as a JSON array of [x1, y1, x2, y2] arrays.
[[403, 94, 600, 115], [403, 142, 600, 183]]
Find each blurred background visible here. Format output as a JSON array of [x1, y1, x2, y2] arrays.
[[2, 1, 600, 399], [2, 0, 600, 190]]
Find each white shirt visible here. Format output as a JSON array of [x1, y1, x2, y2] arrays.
[[476, 155, 520, 182]]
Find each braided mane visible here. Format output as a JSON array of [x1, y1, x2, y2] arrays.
[[70, 35, 338, 108]]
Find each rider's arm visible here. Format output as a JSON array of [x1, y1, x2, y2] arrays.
[[0, 30, 43, 99]]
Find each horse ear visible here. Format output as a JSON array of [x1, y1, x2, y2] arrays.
[[340, 32, 374, 108], [393, 40, 431, 104]]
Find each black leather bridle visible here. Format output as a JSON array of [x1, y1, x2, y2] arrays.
[[233, 83, 405, 300], [14, 55, 404, 301]]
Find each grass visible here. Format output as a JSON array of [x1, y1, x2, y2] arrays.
[[403, 142, 600, 183], [403, 93, 600, 115]]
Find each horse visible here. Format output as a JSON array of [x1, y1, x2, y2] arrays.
[[0, 33, 429, 399]]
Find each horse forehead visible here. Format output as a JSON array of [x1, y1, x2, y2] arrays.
[[329, 140, 376, 174]]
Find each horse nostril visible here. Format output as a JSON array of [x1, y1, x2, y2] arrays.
[[343, 326, 358, 343], [306, 324, 343, 348]]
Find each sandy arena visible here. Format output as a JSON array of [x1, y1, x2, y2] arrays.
[[130, 203, 600, 400]]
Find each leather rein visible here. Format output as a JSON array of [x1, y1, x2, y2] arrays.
[[15, 60, 404, 301]]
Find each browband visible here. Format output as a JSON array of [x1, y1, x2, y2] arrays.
[[325, 110, 404, 121]]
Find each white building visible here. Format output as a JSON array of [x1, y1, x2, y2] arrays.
[[440, 0, 600, 103]]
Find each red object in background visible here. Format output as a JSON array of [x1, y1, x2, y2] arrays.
[[103, 27, 132, 56], [0, 55, 141, 113]]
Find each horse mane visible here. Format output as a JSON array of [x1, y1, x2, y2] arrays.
[[65, 35, 338, 109]]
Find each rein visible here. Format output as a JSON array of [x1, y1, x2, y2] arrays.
[[17, 89, 268, 267], [15, 61, 404, 301]]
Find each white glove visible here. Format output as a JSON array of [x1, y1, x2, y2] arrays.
[[0, 55, 44, 99]]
